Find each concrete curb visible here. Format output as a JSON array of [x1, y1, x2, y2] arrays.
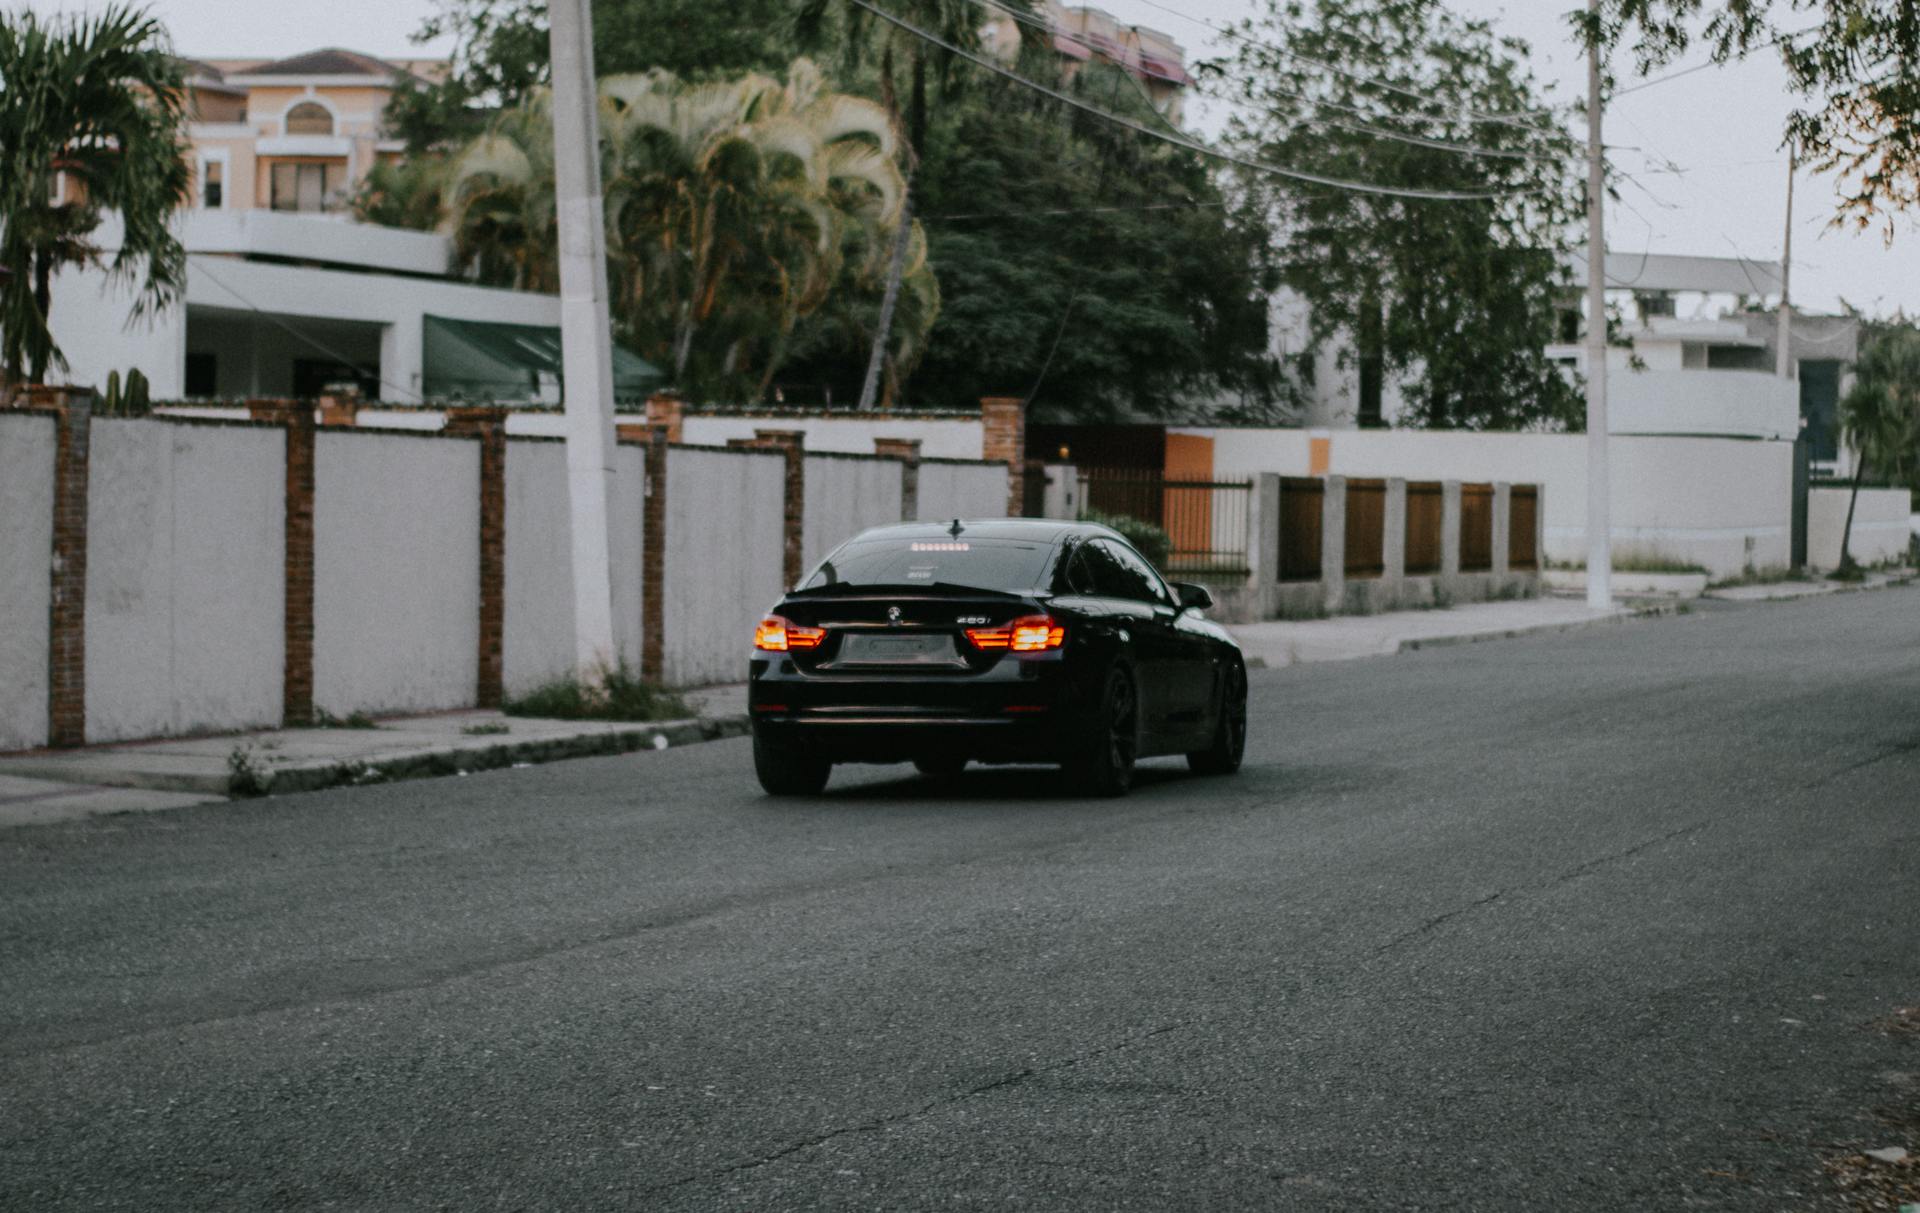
[[1702, 571, 1914, 603], [1397, 603, 1679, 654], [239, 715, 753, 798]]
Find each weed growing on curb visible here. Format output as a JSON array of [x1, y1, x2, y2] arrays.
[[312, 708, 381, 729], [504, 664, 690, 723], [462, 722, 511, 736], [227, 746, 266, 797]]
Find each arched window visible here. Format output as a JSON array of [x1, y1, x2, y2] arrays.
[[284, 101, 333, 136]]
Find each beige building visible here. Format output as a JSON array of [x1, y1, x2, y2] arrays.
[[980, 2, 1191, 123], [179, 49, 445, 217]]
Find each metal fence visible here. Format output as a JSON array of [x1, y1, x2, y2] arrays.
[[1078, 468, 1253, 577]]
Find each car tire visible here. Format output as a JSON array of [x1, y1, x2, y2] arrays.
[[1187, 662, 1247, 776], [1063, 665, 1138, 797], [753, 731, 830, 796], [913, 756, 967, 778]]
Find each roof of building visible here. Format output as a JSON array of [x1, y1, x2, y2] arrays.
[[1569, 251, 1786, 296], [236, 48, 415, 80]]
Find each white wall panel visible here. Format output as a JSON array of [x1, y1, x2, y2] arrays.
[[0, 415, 54, 749], [663, 447, 784, 687]]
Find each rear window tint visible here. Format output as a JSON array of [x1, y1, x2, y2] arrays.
[[804, 537, 1056, 593]]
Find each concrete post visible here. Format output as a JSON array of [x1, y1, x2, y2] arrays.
[[1321, 475, 1346, 615], [1492, 482, 1512, 576], [549, 0, 621, 676], [1384, 478, 1407, 582], [1441, 480, 1463, 577], [1250, 472, 1281, 617]]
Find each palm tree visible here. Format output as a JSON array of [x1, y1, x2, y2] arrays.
[[0, 6, 190, 387], [1835, 325, 1920, 571], [441, 60, 924, 402], [796, 0, 1036, 408]]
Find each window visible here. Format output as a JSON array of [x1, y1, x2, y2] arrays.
[[201, 158, 223, 209], [284, 101, 333, 136], [1094, 539, 1170, 604], [184, 353, 217, 398], [269, 161, 346, 212], [802, 536, 1056, 595]]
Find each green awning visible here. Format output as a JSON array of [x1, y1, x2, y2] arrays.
[[421, 314, 666, 403]]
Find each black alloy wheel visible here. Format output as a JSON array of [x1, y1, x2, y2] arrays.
[[753, 732, 831, 796], [1187, 662, 1247, 776], [1065, 665, 1138, 797]]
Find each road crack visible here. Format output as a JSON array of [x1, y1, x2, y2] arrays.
[[638, 1021, 1185, 1196]]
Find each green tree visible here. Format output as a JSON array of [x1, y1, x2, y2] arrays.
[[1835, 324, 1920, 570], [1591, 2, 1920, 238], [0, 5, 190, 387], [837, 60, 1279, 418], [440, 61, 922, 400], [1215, 0, 1584, 430]]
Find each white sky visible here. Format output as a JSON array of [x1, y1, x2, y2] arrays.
[[13, 0, 1917, 314]]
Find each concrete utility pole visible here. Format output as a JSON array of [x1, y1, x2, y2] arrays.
[[1583, 0, 1613, 610], [1776, 143, 1796, 380], [548, 0, 620, 675]]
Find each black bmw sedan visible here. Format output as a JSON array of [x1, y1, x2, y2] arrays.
[[748, 519, 1248, 797]]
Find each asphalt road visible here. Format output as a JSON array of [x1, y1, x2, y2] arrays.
[[4, 590, 1917, 1211]]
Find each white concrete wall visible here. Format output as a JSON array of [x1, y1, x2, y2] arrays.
[[916, 460, 1011, 522], [83, 420, 286, 742], [663, 446, 785, 687], [680, 414, 985, 459], [0, 414, 55, 750], [501, 439, 645, 694], [1808, 487, 1914, 571], [313, 430, 480, 715], [46, 263, 190, 398], [802, 454, 907, 571], [1183, 427, 1795, 577], [1608, 369, 1799, 440]]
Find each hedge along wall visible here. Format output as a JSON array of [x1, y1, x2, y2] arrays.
[[801, 453, 906, 571], [916, 459, 1010, 523], [663, 445, 786, 686], [0, 413, 56, 750], [501, 439, 646, 698], [313, 429, 480, 716], [83, 419, 287, 743]]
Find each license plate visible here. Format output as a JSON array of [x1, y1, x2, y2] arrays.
[[836, 632, 959, 664]]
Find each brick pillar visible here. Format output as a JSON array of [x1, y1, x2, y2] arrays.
[[645, 391, 685, 444], [641, 428, 669, 682], [874, 437, 922, 522], [254, 399, 318, 725], [1321, 475, 1347, 616], [317, 387, 363, 428], [47, 391, 93, 747], [754, 429, 807, 588], [447, 408, 507, 707], [979, 396, 1026, 517]]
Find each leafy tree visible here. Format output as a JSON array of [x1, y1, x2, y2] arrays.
[[1835, 323, 1920, 570], [440, 61, 923, 400], [817, 60, 1279, 418], [0, 5, 190, 387], [1214, 0, 1585, 431], [1591, 1, 1920, 237]]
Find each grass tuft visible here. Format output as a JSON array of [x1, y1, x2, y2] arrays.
[[503, 665, 689, 723]]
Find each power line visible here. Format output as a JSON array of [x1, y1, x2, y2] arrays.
[[851, 0, 1547, 203], [971, 0, 1573, 163], [1110, 0, 1563, 132]]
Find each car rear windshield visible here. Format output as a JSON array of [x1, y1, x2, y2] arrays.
[[802, 536, 1057, 594]]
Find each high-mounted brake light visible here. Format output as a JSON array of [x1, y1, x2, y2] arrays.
[[754, 616, 825, 651], [966, 615, 1065, 653]]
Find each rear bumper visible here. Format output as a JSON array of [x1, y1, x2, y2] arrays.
[[748, 652, 1084, 763]]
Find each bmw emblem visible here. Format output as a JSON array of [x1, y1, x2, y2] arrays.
[[887, 605, 903, 625]]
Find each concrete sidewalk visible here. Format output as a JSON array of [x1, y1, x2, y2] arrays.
[[1703, 567, 1914, 602], [1228, 597, 1657, 669], [0, 684, 749, 825]]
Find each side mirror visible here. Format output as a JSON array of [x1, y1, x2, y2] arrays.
[[1173, 581, 1213, 612]]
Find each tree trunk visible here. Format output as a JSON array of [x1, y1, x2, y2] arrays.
[[1839, 454, 1867, 572], [29, 251, 54, 386], [857, 47, 925, 412]]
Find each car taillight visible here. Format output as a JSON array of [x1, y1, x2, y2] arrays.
[[754, 616, 824, 651], [966, 615, 1064, 653]]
